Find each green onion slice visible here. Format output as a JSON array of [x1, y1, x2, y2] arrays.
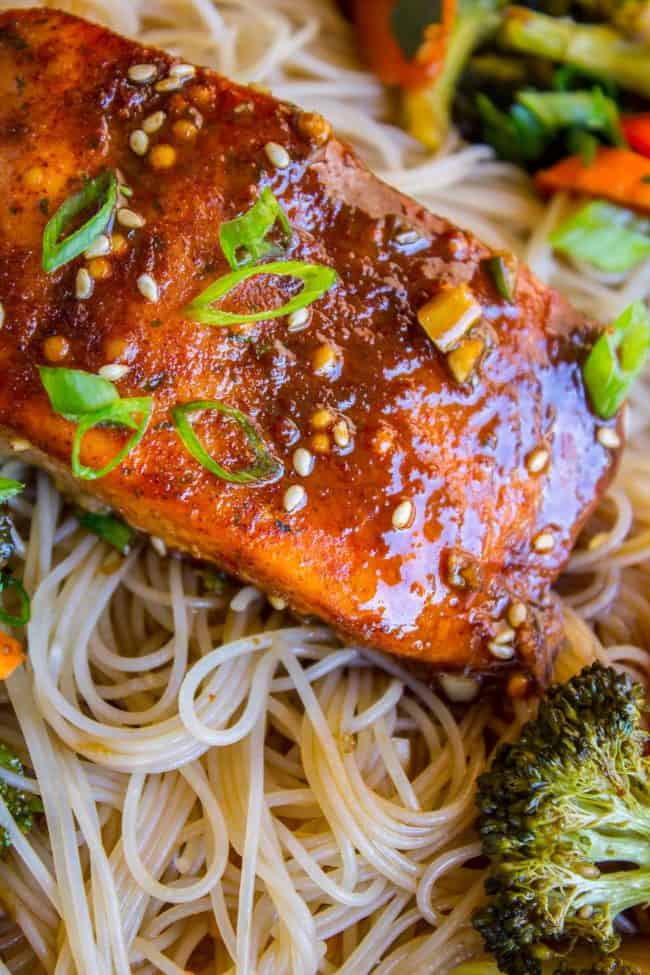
[[0, 479, 23, 505], [219, 189, 292, 270], [583, 301, 650, 419], [42, 170, 118, 274], [77, 510, 134, 554], [185, 260, 338, 327], [39, 366, 119, 420], [72, 398, 153, 481], [484, 255, 516, 302], [550, 201, 650, 273], [0, 571, 30, 627], [171, 400, 283, 485]]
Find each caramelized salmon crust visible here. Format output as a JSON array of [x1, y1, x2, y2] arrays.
[[0, 8, 622, 683]]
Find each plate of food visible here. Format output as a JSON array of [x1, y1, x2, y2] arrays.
[[0, 0, 647, 972]]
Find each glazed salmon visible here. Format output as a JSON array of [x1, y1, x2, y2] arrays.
[[0, 8, 622, 682]]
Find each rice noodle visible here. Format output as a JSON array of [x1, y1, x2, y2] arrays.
[[0, 0, 647, 972]]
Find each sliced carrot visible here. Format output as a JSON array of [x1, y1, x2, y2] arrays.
[[536, 148, 650, 213], [0, 632, 25, 680], [351, 0, 456, 90]]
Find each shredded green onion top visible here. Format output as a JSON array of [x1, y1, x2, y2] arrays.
[[39, 367, 153, 480], [0, 571, 30, 627], [77, 511, 135, 554], [185, 260, 338, 327], [583, 301, 650, 420], [42, 170, 118, 274], [550, 201, 650, 274], [171, 400, 283, 485], [219, 189, 292, 270], [0, 479, 23, 505]]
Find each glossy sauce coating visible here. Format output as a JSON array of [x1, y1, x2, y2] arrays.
[[0, 9, 622, 681]]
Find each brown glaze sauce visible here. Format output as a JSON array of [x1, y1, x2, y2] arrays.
[[0, 9, 623, 681]]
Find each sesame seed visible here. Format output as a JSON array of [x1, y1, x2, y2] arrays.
[[23, 166, 46, 190], [332, 419, 350, 448], [129, 129, 149, 156], [507, 601, 527, 629], [143, 111, 166, 134], [172, 119, 198, 142], [283, 484, 307, 513], [526, 447, 549, 474], [111, 233, 129, 256], [507, 673, 530, 699], [287, 307, 310, 331], [10, 439, 30, 452], [395, 229, 421, 246], [169, 63, 196, 80], [533, 530, 555, 553], [88, 258, 111, 280], [312, 343, 339, 376], [311, 408, 333, 430], [392, 500, 414, 531], [492, 623, 515, 646], [155, 76, 182, 93], [597, 426, 621, 449], [149, 144, 177, 170], [43, 335, 70, 363], [439, 673, 480, 703], [84, 234, 111, 259], [0, 304, 4, 328], [311, 433, 331, 454], [117, 208, 146, 229], [104, 338, 129, 362], [268, 595, 287, 611], [75, 268, 93, 300], [293, 447, 314, 477], [98, 363, 130, 381], [488, 641, 515, 661], [576, 864, 600, 880], [150, 536, 167, 557], [137, 274, 159, 303], [265, 141, 291, 169], [296, 111, 331, 146], [188, 106, 204, 129], [128, 64, 158, 84]]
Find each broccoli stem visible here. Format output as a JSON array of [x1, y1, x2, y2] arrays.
[[499, 7, 650, 98], [574, 867, 650, 917], [582, 830, 650, 865], [403, 9, 502, 150]]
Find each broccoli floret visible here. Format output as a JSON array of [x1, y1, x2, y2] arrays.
[[473, 664, 650, 975], [0, 743, 42, 854], [499, 7, 650, 98], [402, 0, 505, 150], [557, 961, 641, 975], [451, 957, 640, 975]]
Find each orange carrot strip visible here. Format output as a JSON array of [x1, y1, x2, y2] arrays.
[[351, 0, 456, 90], [536, 148, 650, 214], [0, 632, 25, 680]]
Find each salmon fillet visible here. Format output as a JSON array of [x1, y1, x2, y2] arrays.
[[0, 8, 622, 682]]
